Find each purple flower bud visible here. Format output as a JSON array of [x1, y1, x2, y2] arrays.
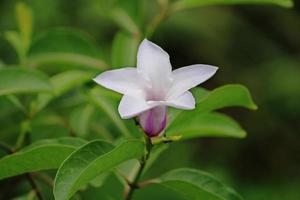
[[139, 106, 167, 137]]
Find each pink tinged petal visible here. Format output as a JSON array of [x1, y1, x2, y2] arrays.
[[118, 95, 154, 119], [166, 91, 195, 110], [139, 106, 167, 137], [137, 39, 173, 97], [167, 64, 218, 99], [93, 67, 143, 97]]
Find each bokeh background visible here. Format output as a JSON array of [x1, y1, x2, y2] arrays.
[[0, 0, 300, 199]]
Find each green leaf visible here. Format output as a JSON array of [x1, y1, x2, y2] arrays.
[[0, 137, 85, 180], [111, 31, 139, 68], [157, 168, 243, 200], [168, 87, 209, 126], [89, 87, 131, 137], [172, 0, 294, 11], [168, 84, 256, 130], [133, 183, 185, 200], [6, 95, 27, 113], [3, 31, 23, 60], [48, 70, 94, 96], [111, 9, 140, 35], [196, 84, 257, 113], [69, 104, 94, 137], [143, 144, 169, 174], [99, 0, 142, 34], [79, 173, 124, 200], [192, 87, 209, 100], [114, 0, 143, 26], [15, 2, 33, 54], [12, 190, 36, 200], [54, 139, 145, 200], [117, 159, 140, 182], [0, 68, 52, 96], [89, 172, 111, 188], [166, 84, 256, 139], [28, 28, 108, 70], [166, 112, 246, 139], [32, 70, 94, 113]]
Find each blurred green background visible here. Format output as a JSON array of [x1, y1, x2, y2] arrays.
[[0, 0, 300, 199]]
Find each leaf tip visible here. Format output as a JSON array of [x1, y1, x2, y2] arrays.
[[280, 0, 294, 8], [239, 130, 247, 139], [250, 103, 258, 110]]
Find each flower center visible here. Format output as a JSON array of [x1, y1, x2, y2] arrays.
[[145, 88, 166, 101]]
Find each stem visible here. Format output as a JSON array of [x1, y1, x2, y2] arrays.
[[125, 137, 153, 200], [151, 135, 182, 145], [15, 120, 31, 151], [145, 1, 171, 38], [0, 142, 44, 199], [26, 174, 44, 200], [0, 142, 14, 154], [31, 172, 54, 187], [138, 179, 160, 188]]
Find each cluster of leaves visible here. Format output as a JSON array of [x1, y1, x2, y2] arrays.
[[0, 0, 292, 199]]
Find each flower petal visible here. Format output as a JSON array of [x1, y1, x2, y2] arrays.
[[166, 91, 195, 110], [167, 64, 218, 98], [137, 39, 172, 95], [118, 95, 154, 119], [93, 67, 143, 97]]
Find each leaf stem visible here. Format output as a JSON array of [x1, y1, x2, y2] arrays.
[[124, 136, 153, 200]]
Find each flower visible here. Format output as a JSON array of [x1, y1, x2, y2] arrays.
[[94, 39, 218, 137]]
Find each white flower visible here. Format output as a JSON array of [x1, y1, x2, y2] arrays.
[[94, 39, 218, 137]]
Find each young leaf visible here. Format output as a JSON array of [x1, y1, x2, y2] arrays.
[[54, 139, 145, 200], [111, 31, 139, 68], [28, 28, 108, 70], [3, 31, 23, 60], [0, 137, 85, 180], [172, 0, 294, 11], [0, 68, 52, 96], [166, 112, 246, 139], [15, 2, 33, 54], [157, 168, 243, 200], [32, 70, 94, 113]]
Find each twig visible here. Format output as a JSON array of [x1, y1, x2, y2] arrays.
[[31, 172, 54, 187], [0, 142, 14, 154], [145, 1, 171, 38], [151, 135, 182, 145], [26, 174, 44, 200], [137, 179, 160, 188], [124, 137, 153, 200]]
